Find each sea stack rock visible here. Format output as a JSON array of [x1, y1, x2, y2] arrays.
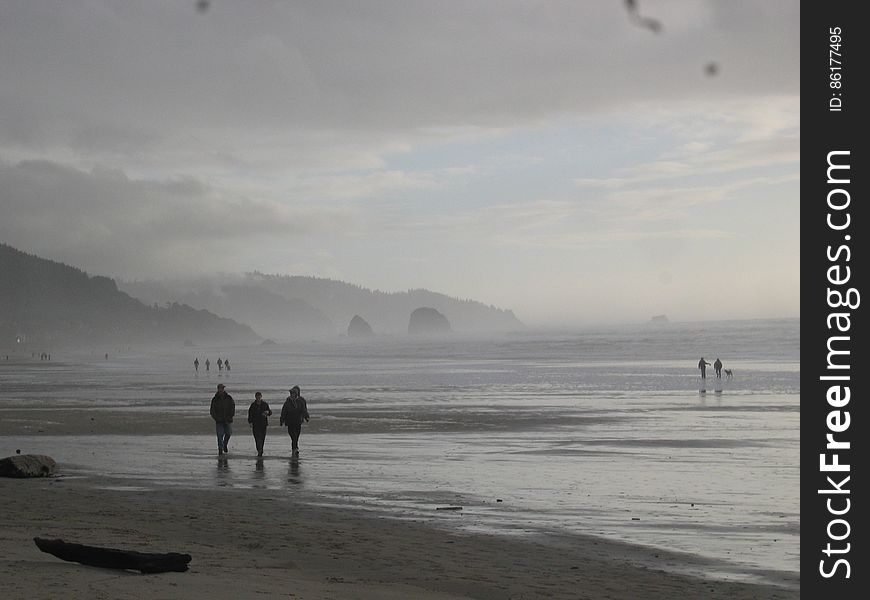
[[408, 307, 451, 335], [0, 454, 58, 478], [347, 315, 374, 337]]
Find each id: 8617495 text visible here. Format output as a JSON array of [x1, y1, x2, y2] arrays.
[[829, 27, 843, 112]]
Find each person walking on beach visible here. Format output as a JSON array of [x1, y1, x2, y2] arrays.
[[698, 357, 711, 379], [224, 358, 230, 372], [205, 358, 210, 372], [280, 385, 310, 455], [713, 358, 723, 379], [210, 383, 235, 455], [194, 358, 199, 372], [217, 358, 223, 372], [247, 392, 272, 457]]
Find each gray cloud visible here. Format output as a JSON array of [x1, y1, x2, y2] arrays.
[[0, 1, 799, 322], [0, 159, 360, 277], [1, 2, 798, 159]]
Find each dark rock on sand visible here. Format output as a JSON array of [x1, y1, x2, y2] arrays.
[[0, 454, 57, 478], [408, 307, 451, 335], [347, 315, 374, 337]]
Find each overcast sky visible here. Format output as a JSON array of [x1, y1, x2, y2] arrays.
[[0, 1, 799, 327]]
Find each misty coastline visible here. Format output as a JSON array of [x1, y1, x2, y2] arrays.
[[2, 318, 799, 593], [1, 242, 527, 352], [0, 3, 801, 598]]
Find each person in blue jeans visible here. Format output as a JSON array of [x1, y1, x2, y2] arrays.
[[210, 383, 235, 455]]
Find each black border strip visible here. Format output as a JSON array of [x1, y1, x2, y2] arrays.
[[802, 2, 866, 596]]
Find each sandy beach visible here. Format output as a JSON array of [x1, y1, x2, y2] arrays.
[[1, 410, 799, 600], [0, 326, 801, 600], [2, 473, 797, 600]]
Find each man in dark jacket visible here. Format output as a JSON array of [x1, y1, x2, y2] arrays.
[[280, 385, 310, 455], [210, 383, 235, 455], [247, 391, 272, 457], [698, 357, 711, 379]]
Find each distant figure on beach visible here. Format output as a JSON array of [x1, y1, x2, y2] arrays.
[[280, 385, 310, 456], [205, 359, 210, 372], [210, 383, 235, 455], [217, 358, 223, 372], [105, 353, 108, 360], [194, 358, 199, 372], [247, 392, 273, 457], [713, 358, 723, 379], [698, 357, 711, 379], [224, 358, 230, 372]]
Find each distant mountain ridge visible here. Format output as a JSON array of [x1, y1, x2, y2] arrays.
[[0, 243, 259, 347], [119, 272, 523, 340], [248, 271, 523, 335]]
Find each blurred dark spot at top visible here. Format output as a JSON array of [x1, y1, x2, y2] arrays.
[[704, 62, 720, 77], [624, 0, 663, 33], [196, 0, 210, 13]]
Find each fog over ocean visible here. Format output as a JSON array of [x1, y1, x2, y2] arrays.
[[2, 318, 798, 585]]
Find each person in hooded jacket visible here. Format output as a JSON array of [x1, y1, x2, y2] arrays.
[[248, 391, 272, 457], [280, 385, 310, 455]]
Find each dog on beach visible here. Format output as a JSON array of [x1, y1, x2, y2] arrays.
[[724, 369, 733, 380]]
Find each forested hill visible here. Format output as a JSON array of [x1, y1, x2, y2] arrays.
[[119, 272, 524, 340], [247, 272, 524, 335], [0, 243, 259, 347]]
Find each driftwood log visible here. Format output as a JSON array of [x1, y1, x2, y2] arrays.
[[34, 537, 191, 573]]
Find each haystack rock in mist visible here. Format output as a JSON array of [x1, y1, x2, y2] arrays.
[[347, 315, 374, 337], [0, 243, 259, 348], [408, 307, 451, 335], [119, 272, 522, 341]]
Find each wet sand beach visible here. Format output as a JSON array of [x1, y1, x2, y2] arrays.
[[1, 408, 799, 599], [0, 323, 800, 598], [2, 472, 797, 600]]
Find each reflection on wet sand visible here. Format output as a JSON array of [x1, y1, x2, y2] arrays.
[[216, 456, 230, 485], [288, 456, 301, 484], [250, 457, 267, 488]]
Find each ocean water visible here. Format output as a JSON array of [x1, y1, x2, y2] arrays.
[[1, 318, 799, 585]]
